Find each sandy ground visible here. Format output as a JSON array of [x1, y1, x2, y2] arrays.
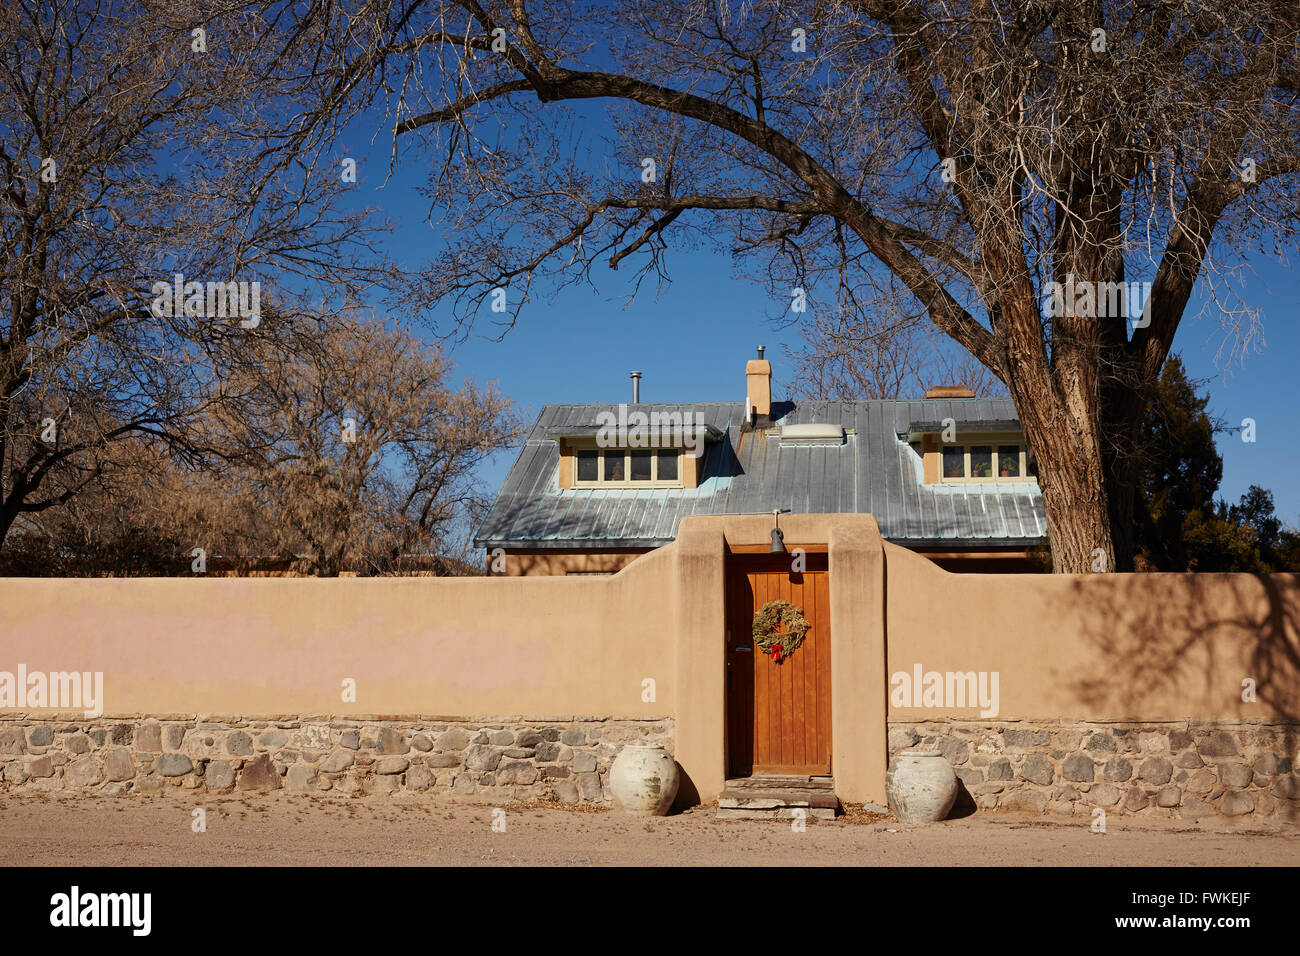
[[1, 790, 1297, 866]]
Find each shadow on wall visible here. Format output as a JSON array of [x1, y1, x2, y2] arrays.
[[1064, 572, 1300, 723], [1064, 571, 1300, 824]]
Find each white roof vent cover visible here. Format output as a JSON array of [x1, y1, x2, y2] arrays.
[[778, 423, 846, 444]]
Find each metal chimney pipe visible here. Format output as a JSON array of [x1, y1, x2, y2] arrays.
[[757, 345, 765, 359], [630, 370, 642, 403]]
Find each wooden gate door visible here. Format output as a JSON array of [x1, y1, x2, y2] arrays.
[[725, 554, 831, 777]]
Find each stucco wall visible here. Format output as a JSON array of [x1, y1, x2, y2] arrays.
[[491, 549, 649, 576], [0, 546, 677, 719], [884, 542, 1300, 722]]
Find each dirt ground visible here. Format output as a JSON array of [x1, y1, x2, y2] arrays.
[[1, 790, 1296, 866]]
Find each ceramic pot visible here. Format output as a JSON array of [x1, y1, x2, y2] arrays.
[[885, 748, 958, 823], [609, 745, 680, 815]]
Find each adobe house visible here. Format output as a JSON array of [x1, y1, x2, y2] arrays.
[[474, 348, 1048, 574]]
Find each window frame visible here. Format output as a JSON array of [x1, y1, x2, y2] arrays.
[[569, 439, 686, 489], [935, 434, 1032, 484]]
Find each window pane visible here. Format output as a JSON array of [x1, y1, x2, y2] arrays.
[[630, 449, 652, 481], [998, 446, 1021, 477], [970, 445, 993, 478], [656, 449, 678, 480], [603, 451, 625, 481], [942, 446, 964, 478], [576, 450, 598, 482]]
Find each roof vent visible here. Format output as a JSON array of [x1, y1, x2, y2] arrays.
[[779, 423, 845, 445], [630, 370, 642, 403]]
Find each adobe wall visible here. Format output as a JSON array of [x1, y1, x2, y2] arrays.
[[883, 542, 1300, 820], [491, 549, 649, 576], [0, 548, 678, 718], [2, 515, 1298, 821], [884, 541, 1300, 721], [0, 547, 683, 800]]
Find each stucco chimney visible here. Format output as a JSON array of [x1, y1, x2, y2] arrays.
[[746, 346, 772, 420]]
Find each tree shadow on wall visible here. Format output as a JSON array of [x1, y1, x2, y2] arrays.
[[1063, 571, 1300, 822], [1063, 572, 1299, 722]]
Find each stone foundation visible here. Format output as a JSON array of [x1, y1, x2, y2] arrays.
[[889, 719, 1300, 820], [0, 715, 674, 804]]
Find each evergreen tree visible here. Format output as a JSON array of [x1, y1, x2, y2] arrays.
[[1136, 358, 1299, 571]]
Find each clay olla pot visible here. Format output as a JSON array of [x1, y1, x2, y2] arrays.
[[609, 745, 680, 815], [885, 749, 958, 823]]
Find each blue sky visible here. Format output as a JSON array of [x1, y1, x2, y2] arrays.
[[342, 123, 1299, 528]]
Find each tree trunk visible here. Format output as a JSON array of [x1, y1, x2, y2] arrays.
[[999, 290, 1117, 574], [1099, 380, 1146, 573], [1024, 417, 1116, 573], [0, 502, 19, 553]]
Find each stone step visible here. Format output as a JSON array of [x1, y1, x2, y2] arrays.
[[719, 788, 840, 809], [726, 775, 835, 791], [717, 779, 841, 820], [718, 806, 837, 820]]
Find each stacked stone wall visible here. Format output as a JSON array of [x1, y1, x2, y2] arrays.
[[0, 715, 674, 804], [889, 719, 1299, 820]]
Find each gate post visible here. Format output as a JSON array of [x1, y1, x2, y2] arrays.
[[672, 519, 727, 805], [829, 515, 888, 805]]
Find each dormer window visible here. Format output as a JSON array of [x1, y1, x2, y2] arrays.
[[572, 445, 683, 488], [938, 442, 1035, 482], [555, 418, 721, 492], [906, 418, 1038, 486]]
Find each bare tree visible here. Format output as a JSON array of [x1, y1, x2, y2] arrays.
[[0, 0, 385, 552], [0, 309, 519, 577], [252, 0, 1299, 570], [788, 286, 1006, 399], [200, 310, 522, 576]]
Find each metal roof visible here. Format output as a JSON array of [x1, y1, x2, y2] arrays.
[[473, 398, 1047, 550], [906, 419, 1023, 435]]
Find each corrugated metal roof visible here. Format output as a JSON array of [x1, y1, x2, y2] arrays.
[[473, 398, 1047, 549]]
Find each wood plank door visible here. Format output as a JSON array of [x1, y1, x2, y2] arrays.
[[725, 554, 831, 777]]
